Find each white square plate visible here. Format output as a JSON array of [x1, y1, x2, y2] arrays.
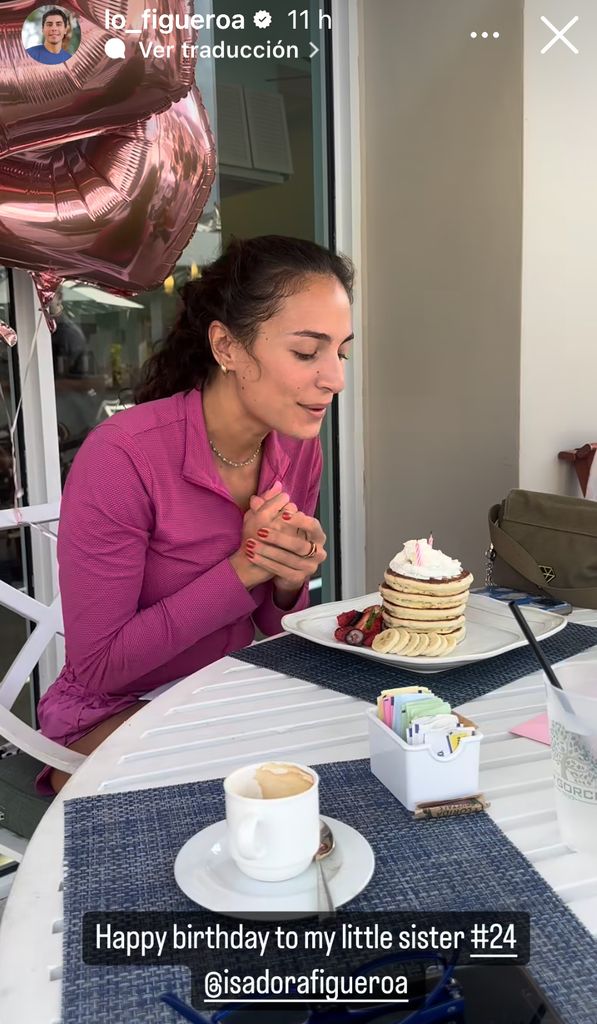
[[282, 593, 567, 674]]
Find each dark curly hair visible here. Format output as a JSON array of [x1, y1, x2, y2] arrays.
[[134, 235, 355, 404], [42, 7, 69, 28]]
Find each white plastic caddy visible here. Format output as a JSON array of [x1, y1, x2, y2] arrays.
[[367, 707, 483, 811]]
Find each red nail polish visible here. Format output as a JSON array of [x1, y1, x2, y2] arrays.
[[246, 551, 255, 560], [245, 539, 256, 550], [257, 528, 269, 538], [282, 512, 292, 521]]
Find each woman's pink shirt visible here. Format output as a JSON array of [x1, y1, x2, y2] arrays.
[[37, 388, 322, 775]]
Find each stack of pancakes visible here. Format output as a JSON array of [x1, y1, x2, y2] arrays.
[[377, 566, 474, 657]]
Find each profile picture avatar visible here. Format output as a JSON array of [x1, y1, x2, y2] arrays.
[[23, 6, 81, 65]]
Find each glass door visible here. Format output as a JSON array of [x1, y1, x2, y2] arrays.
[[0, 270, 34, 738], [46, 0, 340, 603]]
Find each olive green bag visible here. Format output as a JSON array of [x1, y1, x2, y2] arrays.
[[488, 489, 597, 609]]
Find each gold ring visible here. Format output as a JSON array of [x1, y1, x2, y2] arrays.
[[303, 541, 317, 559]]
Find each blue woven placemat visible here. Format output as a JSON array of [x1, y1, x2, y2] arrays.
[[231, 623, 597, 706], [63, 759, 596, 1024]]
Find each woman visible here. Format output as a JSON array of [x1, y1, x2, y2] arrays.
[[37, 235, 355, 793]]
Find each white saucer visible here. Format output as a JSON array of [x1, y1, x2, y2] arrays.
[[174, 815, 375, 919]]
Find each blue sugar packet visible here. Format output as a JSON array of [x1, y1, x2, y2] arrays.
[[391, 691, 432, 737]]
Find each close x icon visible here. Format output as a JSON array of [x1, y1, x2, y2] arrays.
[[540, 14, 580, 54]]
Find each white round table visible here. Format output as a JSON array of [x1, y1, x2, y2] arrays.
[[1, 616, 597, 1023]]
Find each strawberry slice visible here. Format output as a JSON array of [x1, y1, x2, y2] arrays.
[[336, 606, 382, 646], [336, 609, 362, 628], [354, 605, 382, 631], [362, 613, 384, 647]]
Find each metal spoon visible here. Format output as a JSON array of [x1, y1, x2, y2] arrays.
[[315, 819, 336, 915]]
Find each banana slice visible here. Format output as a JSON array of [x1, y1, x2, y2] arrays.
[[413, 632, 430, 656], [432, 635, 449, 657], [372, 628, 400, 654], [390, 627, 412, 654], [402, 631, 421, 657], [442, 633, 459, 654], [424, 632, 443, 657], [442, 626, 466, 654]]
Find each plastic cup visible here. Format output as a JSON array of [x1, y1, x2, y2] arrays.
[[545, 661, 597, 856]]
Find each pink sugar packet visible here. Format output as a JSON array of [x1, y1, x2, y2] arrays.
[[510, 712, 550, 746]]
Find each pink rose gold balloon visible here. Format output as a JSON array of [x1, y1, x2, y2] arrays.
[[0, 0, 196, 157], [29, 271, 63, 310], [29, 271, 62, 330], [0, 322, 18, 347], [0, 88, 216, 293]]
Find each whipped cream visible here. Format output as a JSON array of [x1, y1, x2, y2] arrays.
[[389, 539, 462, 580]]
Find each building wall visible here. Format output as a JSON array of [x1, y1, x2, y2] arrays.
[[359, 0, 523, 587], [520, 0, 597, 496]]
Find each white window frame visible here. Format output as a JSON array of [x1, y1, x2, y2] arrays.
[[12, 270, 63, 694], [332, 0, 366, 598]]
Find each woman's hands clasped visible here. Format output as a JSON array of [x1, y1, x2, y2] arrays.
[[229, 480, 327, 602]]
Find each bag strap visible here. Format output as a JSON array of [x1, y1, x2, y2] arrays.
[[488, 504, 597, 604]]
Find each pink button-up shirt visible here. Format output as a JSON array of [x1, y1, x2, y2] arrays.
[[37, 388, 321, 757]]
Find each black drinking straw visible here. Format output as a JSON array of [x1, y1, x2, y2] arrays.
[[508, 601, 564, 691]]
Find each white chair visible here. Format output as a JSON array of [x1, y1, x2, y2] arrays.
[[0, 502, 85, 861]]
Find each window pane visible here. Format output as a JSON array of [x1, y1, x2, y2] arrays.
[[53, 0, 337, 603], [0, 268, 32, 734]]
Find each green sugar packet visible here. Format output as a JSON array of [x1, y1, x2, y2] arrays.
[[401, 699, 451, 740]]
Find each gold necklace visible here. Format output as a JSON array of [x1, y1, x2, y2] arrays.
[[208, 436, 262, 468]]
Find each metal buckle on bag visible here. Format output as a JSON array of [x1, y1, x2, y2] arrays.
[[484, 544, 496, 587]]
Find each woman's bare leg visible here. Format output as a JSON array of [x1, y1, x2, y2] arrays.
[[49, 702, 145, 794]]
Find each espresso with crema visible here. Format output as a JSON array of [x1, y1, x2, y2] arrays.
[[254, 762, 314, 799]]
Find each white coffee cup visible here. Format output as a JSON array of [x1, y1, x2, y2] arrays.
[[224, 761, 320, 881]]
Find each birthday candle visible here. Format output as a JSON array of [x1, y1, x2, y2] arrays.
[[415, 541, 422, 566]]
